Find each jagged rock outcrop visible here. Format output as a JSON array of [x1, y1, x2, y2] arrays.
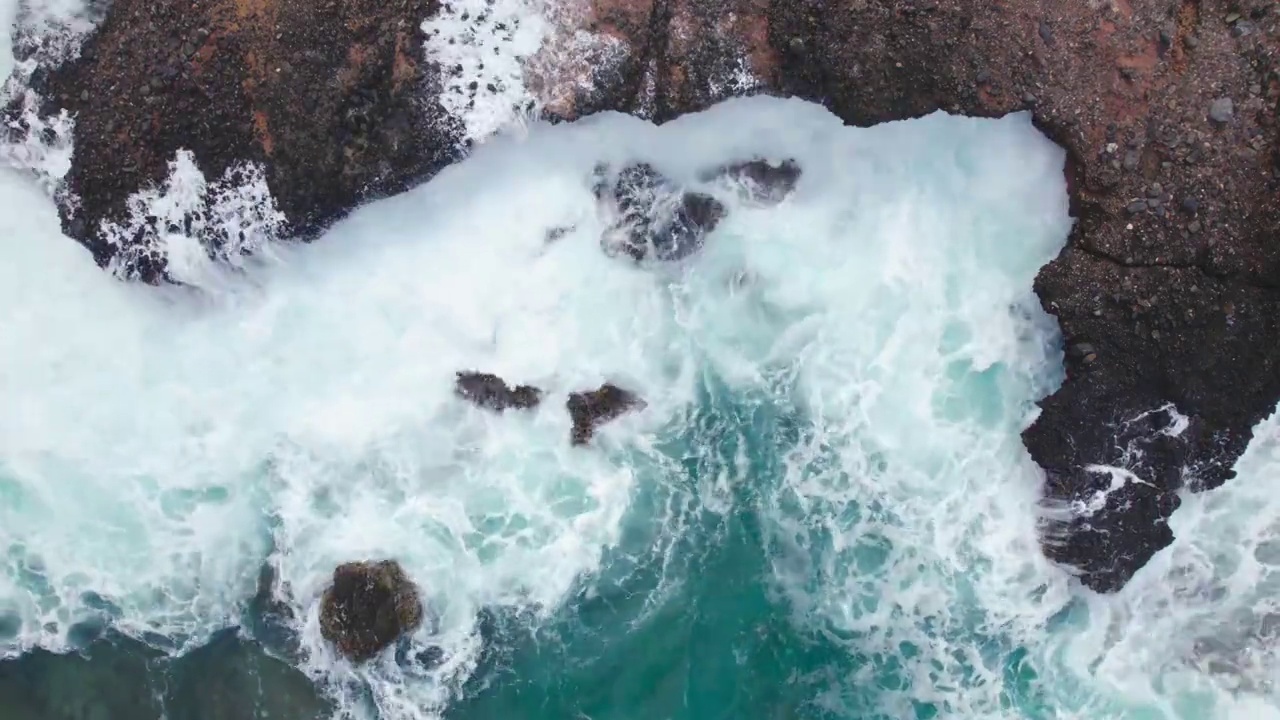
[[594, 162, 726, 261], [455, 371, 543, 411], [319, 560, 422, 663], [567, 383, 646, 445], [542, 0, 1280, 593], [23, 0, 457, 281]]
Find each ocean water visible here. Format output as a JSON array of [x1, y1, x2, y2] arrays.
[[6, 8, 1280, 720]]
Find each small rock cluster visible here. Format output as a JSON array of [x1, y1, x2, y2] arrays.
[[592, 158, 800, 262], [594, 162, 726, 262], [323, 155, 800, 662]]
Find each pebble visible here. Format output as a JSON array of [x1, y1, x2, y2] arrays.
[[976, 68, 991, 84], [1023, 92, 1037, 105], [1209, 97, 1234, 124], [1038, 21, 1054, 45], [1181, 196, 1199, 214], [1147, 182, 1163, 197], [1186, 35, 1199, 48], [1127, 200, 1147, 214], [1189, 221, 1202, 233], [1123, 150, 1140, 170]]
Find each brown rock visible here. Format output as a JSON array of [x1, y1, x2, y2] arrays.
[[319, 560, 423, 663], [701, 158, 801, 204], [30, 0, 459, 282], [455, 371, 543, 411], [550, 0, 1280, 592], [567, 383, 645, 445]]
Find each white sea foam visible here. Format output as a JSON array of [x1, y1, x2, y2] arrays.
[[100, 149, 286, 284], [423, 0, 552, 145], [3, 23, 1280, 715]]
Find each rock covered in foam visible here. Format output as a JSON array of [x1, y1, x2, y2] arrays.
[[567, 383, 645, 445], [319, 560, 422, 663], [594, 162, 725, 262], [455, 371, 543, 411], [702, 158, 801, 204]]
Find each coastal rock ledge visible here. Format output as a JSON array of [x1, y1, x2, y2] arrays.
[[8, 0, 1280, 592]]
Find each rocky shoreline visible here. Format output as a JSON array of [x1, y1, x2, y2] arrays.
[[5, 0, 1280, 592]]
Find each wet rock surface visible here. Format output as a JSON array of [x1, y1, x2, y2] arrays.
[[455, 371, 544, 411], [0, 630, 329, 720], [701, 158, 801, 204], [19, 0, 458, 281], [319, 560, 423, 662], [552, 0, 1280, 592], [567, 383, 646, 445], [595, 162, 726, 262]]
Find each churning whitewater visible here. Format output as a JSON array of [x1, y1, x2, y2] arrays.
[[5, 18, 1280, 717]]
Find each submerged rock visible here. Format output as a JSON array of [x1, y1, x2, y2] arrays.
[[165, 630, 332, 720], [595, 163, 725, 262], [455, 372, 543, 411], [567, 384, 645, 445], [701, 158, 802, 204], [319, 560, 422, 663]]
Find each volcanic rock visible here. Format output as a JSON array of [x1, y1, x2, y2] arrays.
[[319, 560, 422, 663], [540, 0, 1280, 593], [567, 383, 645, 445], [701, 158, 801, 204], [455, 371, 543, 411], [595, 162, 726, 262], [24, 0, 458, 282]]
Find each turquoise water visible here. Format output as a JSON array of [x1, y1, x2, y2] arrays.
[[4, 69, 1280, 719]]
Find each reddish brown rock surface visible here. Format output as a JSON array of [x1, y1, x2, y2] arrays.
[[549, 0, 1280, 591], [22, 0, 458, 281]]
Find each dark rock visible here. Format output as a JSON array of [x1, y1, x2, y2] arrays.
[[1038, 20, 1054, 46], [596, 163, 726, 262], [701, 158, 802, 204], [566, 384, 645, 446], [1209, 98, 1234, 125], [455, 371, 543, 411], [1181, 197, 1199, 215], [31, 0, 460, 282], [319, 560, 423, 663]]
